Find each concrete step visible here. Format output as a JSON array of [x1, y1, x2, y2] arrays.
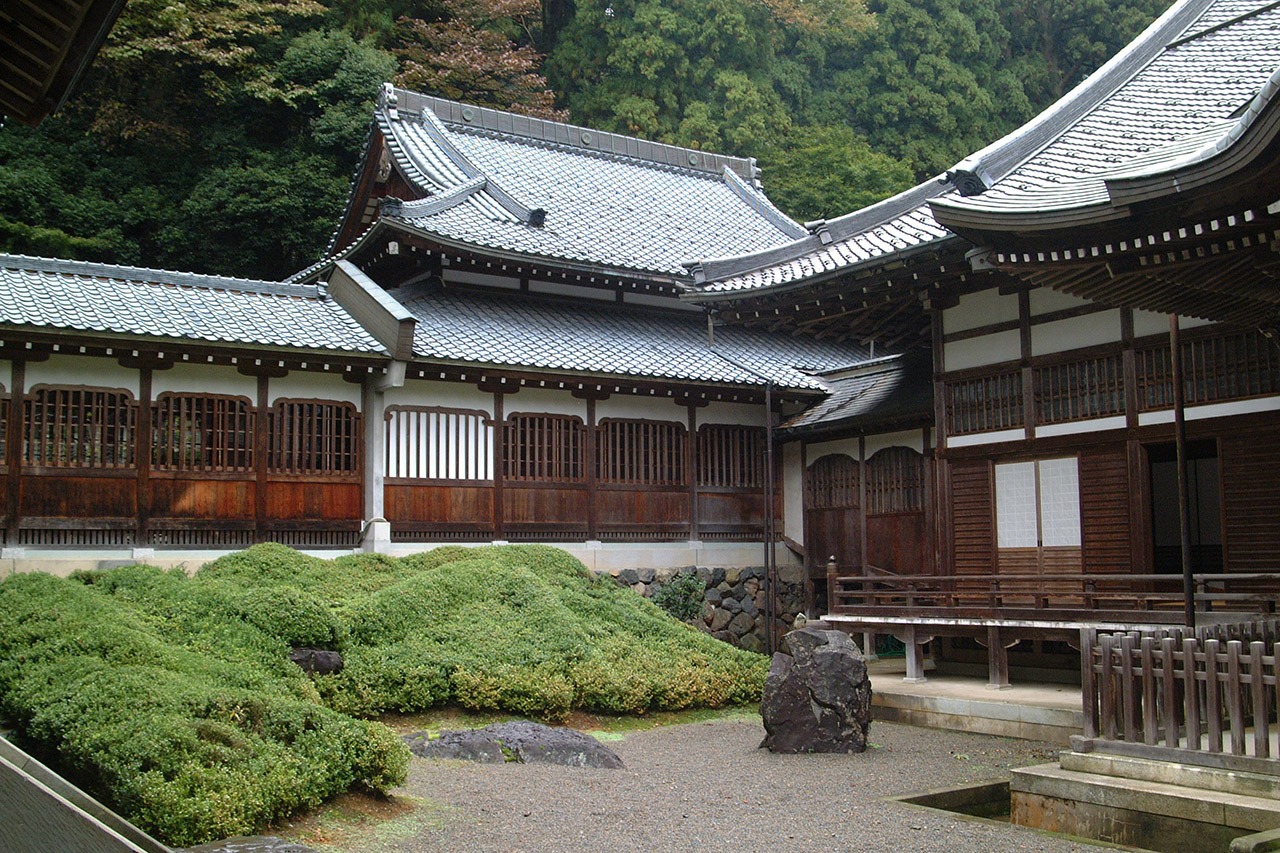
[[1011, 762, 1280, 852], [1061, 749, 1280, 801], [872, 687, 1083, 745]]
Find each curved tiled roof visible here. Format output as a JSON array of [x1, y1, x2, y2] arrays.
[[0, 254, 385, 354], [397, 283, 865, 392], [689, 0, 1271, 297], [369, 87, 806, 279]]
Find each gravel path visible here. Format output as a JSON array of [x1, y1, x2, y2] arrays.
[[380, 718, 1105, 852]]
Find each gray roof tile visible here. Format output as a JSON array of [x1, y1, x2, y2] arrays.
[[780, 355, 933, 433], [396, 283, 864, 391], [374, 88, 805, 278], [693, 0, 1274, 295], [0, 254, 385, 354]]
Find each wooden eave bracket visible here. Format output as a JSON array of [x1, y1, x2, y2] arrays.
[[329, 260, 417, 361]]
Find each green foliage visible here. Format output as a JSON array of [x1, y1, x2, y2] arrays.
[[0, 571, 407, 848], [651, 571, 706, 623], [0, 545, 765, 843]]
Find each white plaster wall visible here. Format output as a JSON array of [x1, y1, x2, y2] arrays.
[[1031, 309, 1121, 357], [268, 370, 360, 405], [597, 394, 689, 423], [385, 379, 493, 413], [504, 386, 585, 418], [943, 289, 1018, 334], [701, 399, 766, 427], [805, 437, 859, 462], [1029, 288, 1091, 315], [26, 355, 139, 396], [153, 363, 256, 398], [1179, 315, 1215, 331], [782, 441, 804, 545], [1133, 309, 1170, 338], [945, 330, 1020, 371], [865, 429, 926, 457], [442, 268, 521, 290]]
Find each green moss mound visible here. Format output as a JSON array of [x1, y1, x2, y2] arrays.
[[0, 544, 766, 845]]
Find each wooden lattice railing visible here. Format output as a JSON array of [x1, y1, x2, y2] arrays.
[[1080, 619, 1280, 773]]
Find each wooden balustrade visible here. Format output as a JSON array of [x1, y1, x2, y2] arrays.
[[1080, 619, 1280, 773]]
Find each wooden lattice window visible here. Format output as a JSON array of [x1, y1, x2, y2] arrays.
[[504, 413, 585, 481], [945, 370, 1023, 435], [1035, 353, 1125, 424], [597, 418, 686, 485], [23, 385, 136, 468], [866, 447, 924, 514], [152, 393, 255, 472], [268, 399, 360, 475], [1137, 328, 1280, 411], [804, 454, 857, 509], [696, 424, 765, 489], [386, 405, 493, 480]]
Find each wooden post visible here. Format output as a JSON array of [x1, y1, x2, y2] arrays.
[[1080, 628, 1098, 739], [585, 396, 597, 541], [493, 391, 505, 541], [903, 625, 927, 683], [987, 625, 1010, 689], [826, 555, 838, 615], [687, 403, 699, 541], [5, 358, 25, 544], [1170, 316, 1195, 628], [254, 374, 270, 543], [136, 366, 152, 547]]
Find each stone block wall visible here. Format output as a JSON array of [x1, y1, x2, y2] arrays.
[[593, 566, 806, 654]]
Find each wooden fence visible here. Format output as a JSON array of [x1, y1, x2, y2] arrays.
[[1080, 618, 1280, 773]]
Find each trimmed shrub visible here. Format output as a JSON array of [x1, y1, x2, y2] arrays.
[[651, 571, 707, 622]]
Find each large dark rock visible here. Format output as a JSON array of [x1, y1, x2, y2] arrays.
[[404, 721, 624, 769], [760, 627, 872, 754], [182, 837, 317, 853], [289, 648, 343, 675]]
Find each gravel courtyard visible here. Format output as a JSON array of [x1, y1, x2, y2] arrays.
[[356, 717, 1106, 852]]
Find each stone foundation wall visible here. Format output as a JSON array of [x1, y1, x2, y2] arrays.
[[593, 566, 806, 653]]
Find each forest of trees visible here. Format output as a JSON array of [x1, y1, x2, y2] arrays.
[[0, 0, 1169, 280]]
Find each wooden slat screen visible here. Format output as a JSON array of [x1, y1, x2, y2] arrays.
[[596, 418, 686, 485], [696, 425, 765, 489], [804, 454, 857, 510], [23, 385, 136, 468], [867, 447, 924, 514], [950, 460, 994, 576], [1035, 353, 1124, 424], [1222, 426, 1280, 572], [504, 413, 585, 482], [386, 405, 493, 480], [1079, 447, 1132, 574], [152, 393, 254, 472], [945, 370, 1023, 435], [268, 399, 360, 475], [1137, 328, 1280, 411]]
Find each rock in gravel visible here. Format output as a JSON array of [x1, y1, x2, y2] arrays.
[[760, 627, 871, 754], [404, 721, 624, 769], [182, 837, 317, 853]]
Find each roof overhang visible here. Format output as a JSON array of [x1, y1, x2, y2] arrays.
[[1, 0, 128, 125]]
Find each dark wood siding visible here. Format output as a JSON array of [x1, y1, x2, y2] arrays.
[[1080, 447, 1133, 574], [950, 459, 994, 577], [1221, 424, 1280, 572], [804, 454, 859, 572]]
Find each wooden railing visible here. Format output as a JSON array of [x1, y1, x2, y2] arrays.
[[1080, 619, 1280, 773], [827, 569, 1280, 623]]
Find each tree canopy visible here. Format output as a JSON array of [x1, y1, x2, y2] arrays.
[[0, 0, 1171, 278]]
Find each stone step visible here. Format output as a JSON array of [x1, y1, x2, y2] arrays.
[[872, 688, 1083, 745], [1011, 762, 1280, 852], [1060, 749, 1280, 801]]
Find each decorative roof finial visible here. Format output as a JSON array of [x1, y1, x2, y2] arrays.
[[380, 83, 399, 121]]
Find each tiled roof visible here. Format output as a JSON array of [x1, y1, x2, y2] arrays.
[[779, 354, 932, 434], [690, 0, 1267, 296], [0, 254, 385, 354], [397, 283, 866, 392], [369, 87, 806, 279], [933, 0, 1280, 224]]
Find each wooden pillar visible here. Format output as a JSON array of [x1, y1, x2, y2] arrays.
[[493, 391, 505, 541], [5, 358, 25, 543], [858, 435, 867, 570], [254, 374, 270, 543], [583, 395, 598, 541], [687, 402, 699, 541], [1170, 316, 1195, 628], [135, 366, 152, 547], [902, 626, 928, 683], [986, 625, 1011, 689], [1019, 289, 1035, 442]]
